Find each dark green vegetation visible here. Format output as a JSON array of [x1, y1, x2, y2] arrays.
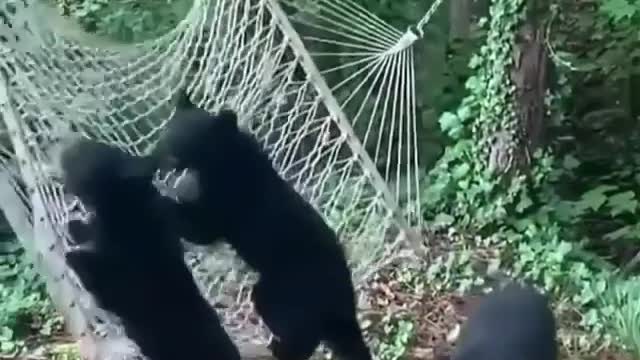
[[1, 0, 640, 358], [0, 247, 64, 355], [50, 0, 194, 43]]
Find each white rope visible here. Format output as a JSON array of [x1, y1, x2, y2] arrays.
[[0, 0, 437, 354], [283, 0, 446, 227], [415, 0, 447, 36]]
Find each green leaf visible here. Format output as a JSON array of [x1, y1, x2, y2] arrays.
[[456, 104, 471, 121], [73, 7, 89, 17], [580, 191, 607, 211], [553, 200, 580, 221], [452, 163, 471, 179], [88, 3, 102, 11], [578, 185, 617, 211], [0, 340, 15, 353], [468, 54, 483, 69], [557, 241, 572, 257], [438, 112, 461, 135], [433, 213, 455, 227], [0, 327, 13, 341], [516, 194, 533, 213], [600, 0, 637, 22], [603, 226, 632, 241], [562, 154, 580, 170], [607, 191, 638, 216]]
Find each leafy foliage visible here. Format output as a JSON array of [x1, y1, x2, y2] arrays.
[[377, 319, 415, 360], [418, 0, 640, 347], [0, 250, 62, 355], [600, 0, 639, 22], [51, 0, 193, 43], [414, 0, 640, 357], [600, 278, 640, 357]]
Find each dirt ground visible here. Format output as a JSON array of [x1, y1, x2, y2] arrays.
[[362, 268, 634, 360], [7, 226, 635, 360], [10, 280, 635, 360]]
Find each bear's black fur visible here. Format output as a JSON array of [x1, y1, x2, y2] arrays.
[[452, 282, 558, 360], [152, 92, 372, 360], [61, 138, 241, 360]]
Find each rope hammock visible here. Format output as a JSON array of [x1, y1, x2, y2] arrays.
[[0, 0, 443, 357]]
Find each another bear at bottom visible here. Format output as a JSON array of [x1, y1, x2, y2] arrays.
[[452, 282, 558, 360]]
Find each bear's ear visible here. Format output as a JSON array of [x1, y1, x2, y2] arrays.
[[213, 108, 239, 133], [175, 89, 196, 110]]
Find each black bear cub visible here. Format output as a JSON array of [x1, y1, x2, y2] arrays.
[[153, 92, 373, 360], [61, 138, 241, 360], [452, 282, 558, 360]]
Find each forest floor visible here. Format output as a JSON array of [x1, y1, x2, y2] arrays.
[[6, 277, 635, 360], [360, 227, 634, 360], [4, 230, 635, 360], [362, 268, 633, 360]]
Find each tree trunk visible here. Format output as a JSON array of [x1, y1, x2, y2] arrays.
[[449, 0, 471, 41], [509, 3, 552, 166]]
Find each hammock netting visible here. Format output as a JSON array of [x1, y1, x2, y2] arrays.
[[0, 0, 439, 356]]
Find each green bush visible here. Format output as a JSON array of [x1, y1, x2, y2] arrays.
[[600, 278, 640, 358], [0, 251, 61, 354], [52, 0, 194, 43]]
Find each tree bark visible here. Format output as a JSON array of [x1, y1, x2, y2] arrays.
[[449, 0, 471, 41], [506, 2, 552, 171], [510, 22, 551, 153]]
